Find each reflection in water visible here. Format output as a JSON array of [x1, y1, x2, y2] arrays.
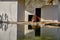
[[0, 15, 2, 28], [0, 13, 8, 31]]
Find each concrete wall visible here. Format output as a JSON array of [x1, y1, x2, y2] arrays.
[[58, 2, 60, 21], [41, 5, 59, 40], [0, 0, 26, 40], [17, 0, 25, 39], [0, 0, 17, 1], [56, 2, 60, 40], [0, 2, 17, 40], [41, 5, 58, 20], [24, 11, 35, 38]]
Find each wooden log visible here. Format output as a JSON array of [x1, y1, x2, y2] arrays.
[[2, 21, 60, 25], [1, 21, 60, 28]]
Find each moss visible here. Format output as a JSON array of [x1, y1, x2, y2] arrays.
[[18, 35, 57, 40]]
